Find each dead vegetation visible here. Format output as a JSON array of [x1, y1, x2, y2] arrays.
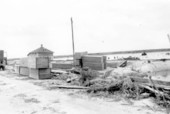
[[51, 67, 170, 113], [87, 74, 170, 113]]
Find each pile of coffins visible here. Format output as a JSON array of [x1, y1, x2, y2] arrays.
[[14, 57, 52, 79], [28, 57, 51, 79], [13, 45, 53, 79]]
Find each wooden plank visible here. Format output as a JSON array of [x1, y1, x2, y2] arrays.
[[83, 62, 105, 70], [139, 84, 167, 96], [119, 61, 127, 67], [52, 63, 73, 69], [143, 83, 170, 90], [49, 85, 89, 89], [28, 57, 49, 69], [130, 76, 170, 87], [19, 66, 29, 76]]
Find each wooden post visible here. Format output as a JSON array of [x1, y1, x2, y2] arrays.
[[167, 34, 170, 44], [71, 17, 75, 66]]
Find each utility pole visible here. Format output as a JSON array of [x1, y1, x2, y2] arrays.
[[167, 34, 170, 44], [71, 17, 75, 66]]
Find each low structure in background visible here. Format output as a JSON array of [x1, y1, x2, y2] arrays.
[[52, 52, 107, 70], [74, 52, 106, 70]]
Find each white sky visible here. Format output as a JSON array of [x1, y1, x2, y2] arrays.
[[0, 0, 170, 58]]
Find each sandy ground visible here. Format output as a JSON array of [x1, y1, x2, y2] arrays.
[[0, 71, 166, 114]]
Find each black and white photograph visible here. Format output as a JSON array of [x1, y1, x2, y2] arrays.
[[0, 0, 170, 114]]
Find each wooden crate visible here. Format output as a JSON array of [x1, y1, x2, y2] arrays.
[[74, 59, 81, 66], [82, 55, 105, 63], [28, 57, 49, 69], [83, 62, 105, 70], [29, 68, 51, 79], [19, 66, 29, 76]]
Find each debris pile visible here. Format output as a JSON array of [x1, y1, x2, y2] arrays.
[[82, 65, 170, 110], [50, 61, 170, 110], [21, 58, 170, 111]]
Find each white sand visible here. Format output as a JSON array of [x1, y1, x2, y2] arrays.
[[0, 71, 165, 114]]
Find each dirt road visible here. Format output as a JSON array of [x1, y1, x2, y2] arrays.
[[0, 71, 165, 114]]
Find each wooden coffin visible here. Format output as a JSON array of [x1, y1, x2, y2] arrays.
[[28, 57, 49, 69], [74, 59, 81, 66], [52, 63, 73, 69], [19, 66, 29, 76], [82, 55, 106, 63], [29, 68, 51, 79], [83, 62, 105, 70]]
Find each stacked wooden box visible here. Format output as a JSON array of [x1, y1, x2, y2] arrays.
[[19, 67, 29, 76], [18, 58, 29, 76], [82, 55, 107, 70], [74, 52, 88, 67], [28, 57, 51, 79], [51, 62, 73, 69]]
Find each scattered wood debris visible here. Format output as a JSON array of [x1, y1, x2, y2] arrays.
[[50, 65, 170, 111]]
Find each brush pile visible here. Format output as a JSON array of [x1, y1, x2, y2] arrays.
[[80, 68, 170, 110], [57, 67, 170, 108], [52, 65, 170, 110]]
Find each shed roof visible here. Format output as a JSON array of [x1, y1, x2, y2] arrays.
[[28, 44, 53, 56]]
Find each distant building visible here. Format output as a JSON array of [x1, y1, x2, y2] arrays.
[[27, 44, 53, 59]]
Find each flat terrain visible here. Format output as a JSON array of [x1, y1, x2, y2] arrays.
[[0, 71, 166, 114]]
